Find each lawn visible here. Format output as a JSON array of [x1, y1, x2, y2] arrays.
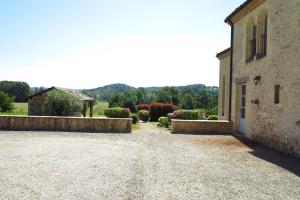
[[87, 101, 109, 117], [0, 103, 28, 116]]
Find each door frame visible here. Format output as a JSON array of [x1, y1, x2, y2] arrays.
[[239, 84, 246, 134]]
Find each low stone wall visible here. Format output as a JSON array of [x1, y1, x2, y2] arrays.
[[171, 119, 233, 134], [0, 116, 132, 133]]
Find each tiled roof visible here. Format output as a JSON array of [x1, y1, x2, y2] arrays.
[[28, 87, 94, 101], [225, 0, 253, 23], [216, 48, 231, 58]]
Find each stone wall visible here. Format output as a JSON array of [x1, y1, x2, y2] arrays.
[[217, 53, 231, 120], [229, 0, 300, 157], [171, 120, 233, 134], [0, 116, 132, 133], [28, 93, 47, 116]]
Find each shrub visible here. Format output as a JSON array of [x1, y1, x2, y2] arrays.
[[173, 110, 199, 120], [136, 104, 150, 111], [207, 115, 218, 120], [149, 102, 177, 122], [43, 90, 82, 116], [130, 113, 139, 124], [158, 117, 169, 128], [0, 91, 14, 112], [104, 107, 131, 118], [197, 109, 206, 120], [138, 110, 150, 122], [167, 113, 175, 123], [206, 107, 218, 116]]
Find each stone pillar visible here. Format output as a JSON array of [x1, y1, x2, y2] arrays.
[[83, 102, 86, 117], [89, 101, 93, 117]]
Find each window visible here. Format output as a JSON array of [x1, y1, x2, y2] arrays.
[[241, 85, 246, 119], [257, 10, 268, 58], [222, 76, 226, 116], [274, 85, 280, 104], [246, 18, 256, 62]]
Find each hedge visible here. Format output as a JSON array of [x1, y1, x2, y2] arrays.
[[104, 107, 131, 118], [149, 102, 177, 122], [136, 104, 150, 111], [173, 110, 199, 120], [207, 115, 218, 120]]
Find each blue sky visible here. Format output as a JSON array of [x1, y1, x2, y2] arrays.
[[0, 0, 244, 89]]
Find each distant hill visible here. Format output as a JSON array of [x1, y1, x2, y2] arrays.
[[82, 83, 136, 101], [82, 83, 218, 102]]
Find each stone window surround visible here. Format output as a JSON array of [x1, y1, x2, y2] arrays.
[[245, 10, 268, 64]]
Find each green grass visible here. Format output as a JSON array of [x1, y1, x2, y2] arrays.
[[132, 123, 140, 130], [0, 102, 28, 116], [92, 101, 109, 117]]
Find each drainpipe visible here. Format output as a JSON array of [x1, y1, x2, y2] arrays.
[[228, 21, 234, 122]]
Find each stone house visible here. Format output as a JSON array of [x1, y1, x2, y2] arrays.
[[217, 0, 300, 157], [28, 87, 95, 117]]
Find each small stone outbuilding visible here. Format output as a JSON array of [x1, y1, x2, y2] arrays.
[[28, 87, 95, 117]]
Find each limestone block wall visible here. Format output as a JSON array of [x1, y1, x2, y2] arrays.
[[171, 120, 233, 134], [0, 116, 132, 133], [230, 0, 300, 157], [28, 93, 47, 116], [218, 55, 231, 120]]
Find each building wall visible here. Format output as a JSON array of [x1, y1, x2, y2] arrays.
[[218, 54, 231, 120], [28, 93, 47, 116], [230, 0, 300, 156], [28, 88, 84, 117]]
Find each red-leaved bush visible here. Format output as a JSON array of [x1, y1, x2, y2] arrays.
[[136, 104, 150, 111], [149, 102, 177, 122]]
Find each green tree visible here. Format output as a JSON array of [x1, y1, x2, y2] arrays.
[[0, 81, 31, 102], [136, 87, 147, 104], [165, 87, 179, 105], [0, 91, 14, 112], [108, 91, 137, 113], [156, 90, 172, 103], [43, 90, 83, 116], [108, 94, 124, 108], [197, 90, 210, 109], [180, 93, 197, 109], [122, 91, 137, 113]]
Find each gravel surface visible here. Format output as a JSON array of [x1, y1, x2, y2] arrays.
[[0, 123, 299, 200]]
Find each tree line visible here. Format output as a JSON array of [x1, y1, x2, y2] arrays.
[[0, 81, 31, 102], [107, 86, 218, 113]]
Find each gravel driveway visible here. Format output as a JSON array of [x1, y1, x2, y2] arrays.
[[0, 123, 299, 200]]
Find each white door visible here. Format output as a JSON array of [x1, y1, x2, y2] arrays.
[[239, 84, 246, 134]]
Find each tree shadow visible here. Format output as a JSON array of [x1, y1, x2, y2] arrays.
[[234, 134, 300, 177]]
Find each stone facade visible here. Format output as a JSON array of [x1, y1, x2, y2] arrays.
[[28, 93, 47, 116], [218, 0, 300, 157], [28, 87, 94, 117], [217, 49, 231, 121]]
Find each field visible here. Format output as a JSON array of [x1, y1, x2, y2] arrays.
[[0, 103, 28, 115], [88, 101, 109, 117]]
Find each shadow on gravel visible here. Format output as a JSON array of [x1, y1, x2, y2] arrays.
[[171, 132, 232, 135], [234, 135, 300, 177]]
